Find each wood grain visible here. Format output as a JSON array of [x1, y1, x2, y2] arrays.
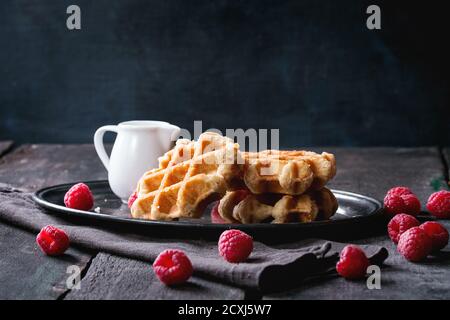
[[0, 222, 92, 299], [0, 145, 448, 299], [265, 224, 450, 300], [0, 144, 108, 191], [65, 253, 245, 300], [265, 147, 450, 300], [0, 143, 245, 299], [313, 147, 446, 202], [0, 144, 102, 299]]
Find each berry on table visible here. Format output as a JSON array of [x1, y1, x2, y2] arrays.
[[64, 183, 94, 211], [397, 227, 432, 262], [387, 213, 420, 244], [36, 225, 70, 256], [426, 190, 450, 219], [336, 245, 370, 280], [153, 249, 193, 285], [384, 187, 421, 216], [218, 229, 253, 263], [386, 187, 414, 197], [419, 221, 449, 251]]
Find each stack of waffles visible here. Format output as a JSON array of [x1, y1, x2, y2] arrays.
[[130, 132, 337, 223]]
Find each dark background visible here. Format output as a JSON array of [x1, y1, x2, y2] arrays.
[[0, 0, 448, 147]]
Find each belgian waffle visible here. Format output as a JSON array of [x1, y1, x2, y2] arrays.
[[132, 132, 337, 222], [219, 149, 336, 195], [131, 132, 239, 220], [218, 188, 338, 224]]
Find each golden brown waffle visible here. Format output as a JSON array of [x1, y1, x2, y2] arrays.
[[157, 138, 195, 169], [218, 188, 338, 224], [131, 132, 239, 220], [219, 149, 336, 195], [132, 132, 336, 222]]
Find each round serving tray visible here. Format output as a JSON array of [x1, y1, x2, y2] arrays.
[[33, 180, 384, 242]]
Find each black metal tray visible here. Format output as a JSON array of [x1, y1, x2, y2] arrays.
[[33, 180, 384, 242]]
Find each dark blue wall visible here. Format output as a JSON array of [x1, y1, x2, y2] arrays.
[[0, 0, 448, 147]]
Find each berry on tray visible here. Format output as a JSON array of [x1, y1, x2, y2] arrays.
[[387, 213, 420, 244], [384, 186, 421, 216], [153, 249, 193, 285], [426, 190, 450, 219], [128, 191, 138, 208], [210, 201, 229, 224], [336, 245, 369, 280], [36, 225, 70, 256], [419, 221, 449, 251], [64, 183, 94, 211], [218, 229, 253, 263], [397, 227, 432, 262]]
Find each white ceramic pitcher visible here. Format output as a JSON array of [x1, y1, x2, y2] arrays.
[[94, 121, 180, 202]]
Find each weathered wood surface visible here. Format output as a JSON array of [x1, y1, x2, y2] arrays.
[[0, 144, 108, 191], [66, 253, 245, 300], [265, 228, 450, 300], [0, 222, 93, 299], [0, 145, 449, 300], [0, 144, 102, 299], [265, 147, 450, 300], [315, 147, 445, 202], [0, 144, 246, 299]]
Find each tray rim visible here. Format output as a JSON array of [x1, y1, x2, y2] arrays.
[[32, 180, 383, 230]]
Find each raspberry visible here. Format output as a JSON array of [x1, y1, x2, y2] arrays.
[[153, 249, 193, 285], [36, 225, 70, 256], [419, 221, 449, 251], [336, 245, 370, 280], [387, 213, 420, 244], [402, 194, 421, 212], [210, 201, 228, 224], [384, 188, 421, 216], [397, 227, 432, 262], [426, 191, 450, 219], [387, 187, 414, 197], [128, 191, 137, 208], [218, 229, 253, 263], [64, 183, 94, 211]]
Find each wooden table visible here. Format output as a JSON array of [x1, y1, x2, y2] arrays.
[[0, 142, 449, 300]]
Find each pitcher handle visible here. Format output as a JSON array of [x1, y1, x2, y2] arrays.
[[94, 125, 118, 171]]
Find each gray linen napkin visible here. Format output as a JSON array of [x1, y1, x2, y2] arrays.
[[0, 185, 388, 292]]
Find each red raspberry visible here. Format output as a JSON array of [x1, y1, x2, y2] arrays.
[[387, 213, 420, 244], [387, 187, 414, 197], [384, 188, 421, 216], [397, 227, 432, 262], [419, 221, 449, 251], [36, 225, 70, 256], [336, 245, 370, 280], [128, 191, 138, 208], [218, 229, 253, 263], [426, 191, 450, 219], [64, 183, 94, 211], [153, 249, 193, 285], [210, 202, 229, 224]]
